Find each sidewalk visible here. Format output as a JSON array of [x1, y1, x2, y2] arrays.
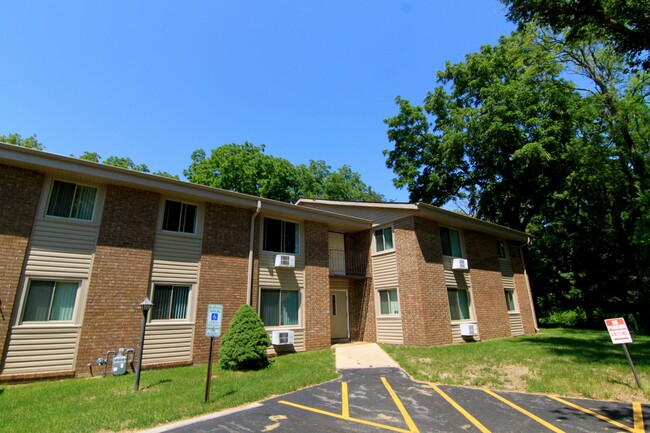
[[334, 342, 400, 370]]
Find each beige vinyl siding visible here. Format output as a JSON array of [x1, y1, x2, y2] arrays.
[[25, 218, 98, 278], [372, 252, 398, 288], [151, 233, 202, 283], [143, 323, 194, 364], [509, 313, 525, 336], [376, 317, 404, 344], [266, 328, 306, 355], [443, 256, 471, 290], [2, 326, 80, 375], [258, 251, 305, 289], [450, 323, 463, 343], [298, 203, 415, 226], [330, 279, 349, 291]]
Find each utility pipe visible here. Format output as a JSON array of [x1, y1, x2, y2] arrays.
[[247, 201, 262, 305]]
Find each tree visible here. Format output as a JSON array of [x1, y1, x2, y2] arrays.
[[218, 304, 271, 371], [185, 143, 384, 203], [502, 0, 650, 69], [0, 133, 43, 150]]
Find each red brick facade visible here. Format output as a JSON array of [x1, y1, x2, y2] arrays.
[[304, 221, 330, 350], [0, 165, 43, 371]]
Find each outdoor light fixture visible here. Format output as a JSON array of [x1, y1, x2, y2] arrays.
[[134, 297, 153, 391]]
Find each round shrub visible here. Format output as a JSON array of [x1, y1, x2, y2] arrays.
[[218, 304, 271, 371]]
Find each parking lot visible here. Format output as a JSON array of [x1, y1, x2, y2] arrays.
[[155, 367, 648, 433]]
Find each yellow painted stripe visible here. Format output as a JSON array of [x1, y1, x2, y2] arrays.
[[429, 383, 491, 433], [633, 402, 645, 433], [341, 382, 349, 418], [381, 377, 420, 433], [483, 389, 565, 433], [549, 395, 635, 433], [279, 400, 413, 433]]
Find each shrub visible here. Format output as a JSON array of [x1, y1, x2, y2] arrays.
[[539, 307, 586, 328], [218, 304, 271, 371]]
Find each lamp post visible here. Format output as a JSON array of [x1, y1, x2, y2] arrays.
[[134, 297, 153, 391]]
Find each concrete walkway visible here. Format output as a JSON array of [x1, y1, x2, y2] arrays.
[[334, 342, 400, 370]]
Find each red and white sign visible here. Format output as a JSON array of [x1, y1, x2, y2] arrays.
[[605, 318, 633, 345]]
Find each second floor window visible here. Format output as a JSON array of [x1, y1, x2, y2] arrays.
[[46, 180, 97, 221], [162, 200, 197, 234], [440, 227, 462, 257], [374, 227, 394, 252], [263, 218, 298, 254]]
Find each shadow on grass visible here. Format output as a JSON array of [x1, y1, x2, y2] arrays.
[[141, 378, 172, 390], [512, 331, 650, 368]]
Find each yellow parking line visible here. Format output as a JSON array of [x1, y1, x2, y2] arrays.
[[341, 382, 349, 418], [483, 389, 566, 433], [381, 377, 420, 433], [279, 399, 414, 433], [428, 383, 491, 433], [549, 395, 643, 433]]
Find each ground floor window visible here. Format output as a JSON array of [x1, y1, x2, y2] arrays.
[[260, 289, 300, 326], [448, 288, 471, 321], [151, 285, 190, 320], [505, 289, 517, 312], [378, 289, 399, 315], [22, 280, 79, 322]]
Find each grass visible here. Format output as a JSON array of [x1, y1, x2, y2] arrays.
[[0, 349, 337, 433], [382, 328, 650, 403]]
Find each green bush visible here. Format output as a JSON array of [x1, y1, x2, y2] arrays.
[[539, 307, 587, 328], [218, 304, 271, 370]]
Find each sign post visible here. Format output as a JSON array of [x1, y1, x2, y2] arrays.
[[604, 317, 642, 388], [205, 304, 223, 403]]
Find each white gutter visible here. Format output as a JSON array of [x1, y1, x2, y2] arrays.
[[520, 237, 539, 332], [247, 201, 262, 305]]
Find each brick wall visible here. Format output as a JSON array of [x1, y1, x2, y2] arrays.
[[0, 165, 43, 369], [304, 221, 330, 350], [194, 203, 252, 363], [75, 185, 159, 375], [509, 242, 537, 334], [465, 230, 511, 340], [396, 217, 453, 346], [346, 231, 375, 342]]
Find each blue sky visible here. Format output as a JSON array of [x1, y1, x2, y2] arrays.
[[1, 1, 514, 202]]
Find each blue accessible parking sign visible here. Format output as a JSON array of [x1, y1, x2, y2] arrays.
[[206, 304, 223, 337]]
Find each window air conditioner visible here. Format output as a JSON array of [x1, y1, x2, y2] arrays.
[[271, 330, 295, 345], [274, 254, 295, 268], [460, 323, 478, 337], [452, 258, 469, 270]]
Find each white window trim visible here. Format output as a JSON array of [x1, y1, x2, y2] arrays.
[[158, 198, 203, 237], [39, 176, 105, 225], [148, 282, 196, 324], [447, 286, 474, 323], [372, 225, 395, 256], [439, 225, 466, 259], [261, 217, 302, 256], [505, 288, 519, 313], [17, 278, 87, 327], [258, 286, 303, 329], [376, 288, 401, 317]]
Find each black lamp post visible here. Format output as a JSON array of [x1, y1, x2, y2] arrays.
[[134, 297, 153, 391]]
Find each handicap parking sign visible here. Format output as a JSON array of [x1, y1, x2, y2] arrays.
[[206, 305, 223, 337]]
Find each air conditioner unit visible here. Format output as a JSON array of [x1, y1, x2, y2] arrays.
[[271, 330, 295, 345], [274, 254, 295, 268], [452, 258, 469, 270], [460, 323, 478, 337]]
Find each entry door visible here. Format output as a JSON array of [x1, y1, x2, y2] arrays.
[[330, 290, 349, 340]]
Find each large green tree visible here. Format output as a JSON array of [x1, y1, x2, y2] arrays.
[[0, 133, 43, 150], [184, 142, 383, 203]]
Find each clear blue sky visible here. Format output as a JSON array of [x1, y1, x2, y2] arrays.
[[1, 1, 514, 202]]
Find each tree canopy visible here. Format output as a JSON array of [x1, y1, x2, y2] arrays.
[[384, 27, 650, 331], [184, 142, 383, 203], [0, 133, 44, 150]]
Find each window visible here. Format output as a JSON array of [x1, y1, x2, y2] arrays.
[[162, 200, 197, 234], [447, 288, 471, 321], [263, 218, 299, 254], [260, 289, 299, 326], [22, 280, 79, 322], [497, 240, 508, 259], [46, 180, 97, 220], [505, 290, 517, 312], [378, 289, 399, 315], [151, 285, 190, 320], [374, 227, 394, 252], [331, 294, 337, 316], [440, 227, 463, 257]]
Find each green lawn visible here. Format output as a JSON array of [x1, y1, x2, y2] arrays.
[[0, 349, 337, 433], [382, 328, 650, 403]]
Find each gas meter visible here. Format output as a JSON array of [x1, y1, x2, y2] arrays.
[[111, 348, 127, 376]]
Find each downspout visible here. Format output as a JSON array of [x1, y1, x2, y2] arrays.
[[247, 201, 262, 306], [520, 236, 539, 332]]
